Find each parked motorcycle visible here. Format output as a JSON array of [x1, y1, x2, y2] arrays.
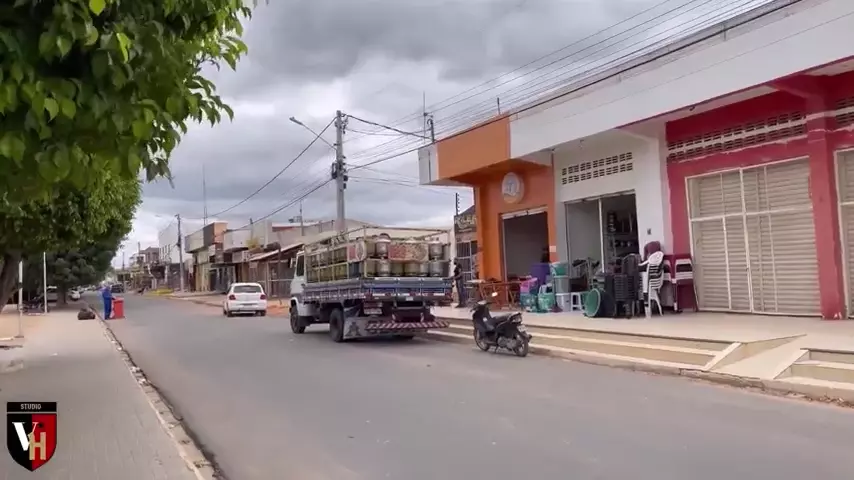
[[471, 292, 532, 357]]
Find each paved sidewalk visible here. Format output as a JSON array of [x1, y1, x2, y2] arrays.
[[0, 310, 196, 480]]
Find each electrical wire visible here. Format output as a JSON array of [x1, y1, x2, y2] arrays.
[[233, 179, 333, 230], [206, 116, 336, 218], [350, 0, 716, 139], [345, 0, 767, 163], [346, 0, 784, 167], [349, 176, 460, 196], [428, 0, 766, 136]]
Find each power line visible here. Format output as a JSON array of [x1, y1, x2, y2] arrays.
[[207, 116, 336, 218], [346, 114, 430, 140], [345, 0, 766, 164], [427, 0, 766, 136], [353, 0, 709, 138], [233, 179, 333, 230], [345, 0, 779, 167]]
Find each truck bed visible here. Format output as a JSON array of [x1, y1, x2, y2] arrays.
[[302, 276, 453, 303]]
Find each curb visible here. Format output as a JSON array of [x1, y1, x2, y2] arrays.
[[423, 331, 854, 408], [84, 301, 222, 480], [0, 347, 24, 374]]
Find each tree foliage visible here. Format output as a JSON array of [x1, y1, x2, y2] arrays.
[[0, 172, 140, 304], [0, 0, 252, 203], [23, 236, 123, 305]]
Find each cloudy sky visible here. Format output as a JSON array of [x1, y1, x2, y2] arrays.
[[116, 0, 769, 265]]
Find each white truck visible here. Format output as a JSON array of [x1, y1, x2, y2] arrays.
[[288, 229, 453, 342]]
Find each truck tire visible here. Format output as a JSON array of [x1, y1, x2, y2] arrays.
[[328, 308, 345, 343], [290, 307, 306, 334]]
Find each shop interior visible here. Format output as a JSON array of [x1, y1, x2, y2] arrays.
[[501, 210, 550, 280], [565, 193, 639, 290]]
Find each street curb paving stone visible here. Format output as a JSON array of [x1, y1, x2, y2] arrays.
[[423, 331, 854, 408], [84, 301, 221, 480]]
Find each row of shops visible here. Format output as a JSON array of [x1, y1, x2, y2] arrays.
[[418, 0, 854, 319]]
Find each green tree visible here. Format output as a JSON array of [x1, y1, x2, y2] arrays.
[[24, 235, 123, 306], [0, 172, 140, 305], [0, 0, 251, 203]]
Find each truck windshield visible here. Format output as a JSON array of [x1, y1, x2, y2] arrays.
[[296, 255, 304, 276]]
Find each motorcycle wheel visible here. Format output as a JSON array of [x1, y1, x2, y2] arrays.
[[513, 335, 530, 357], [473, 330, 491, 352]]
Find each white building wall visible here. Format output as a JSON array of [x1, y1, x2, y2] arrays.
[[552, 131, 671, 262], [223, 229, 250, 251], [510, 0, 854, 158], [158, 223, 179, 263]]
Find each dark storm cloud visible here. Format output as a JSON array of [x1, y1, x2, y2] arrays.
[[132, 0, 761, 252], [215, 0, 641, 96]]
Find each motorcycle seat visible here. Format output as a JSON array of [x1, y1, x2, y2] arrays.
[[484, 313, 517, 330]]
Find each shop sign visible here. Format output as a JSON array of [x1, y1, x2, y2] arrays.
[[501, 172, 524, 204], [454, 213, 476, 234]]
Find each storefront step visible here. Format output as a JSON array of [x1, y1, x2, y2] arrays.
[[442, 323, 718, 367], [425, 330, 708, 371], [440, 318, 731, 352], [785, 361, 854, 386], [775, 347, 854, 388]]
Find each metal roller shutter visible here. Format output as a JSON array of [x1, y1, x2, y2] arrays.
[[837, 151, 854, 317], [688, 159, 818, 315]]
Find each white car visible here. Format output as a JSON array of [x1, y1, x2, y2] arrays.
[[69, 289, 81, 301], [223, 282, 267, 317]]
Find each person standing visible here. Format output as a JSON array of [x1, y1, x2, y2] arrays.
[[101, 283, 113, 319], [453, 259, 467, 308]]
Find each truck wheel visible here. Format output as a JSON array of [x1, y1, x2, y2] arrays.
[[328, 308, 345, 343], [290, 307, 306, 334]]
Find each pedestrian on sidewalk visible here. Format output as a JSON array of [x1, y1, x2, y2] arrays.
[[101, 283, 113, 319], [453, 259, 467, 308]]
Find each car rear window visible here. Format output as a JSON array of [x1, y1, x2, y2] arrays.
[[233, 285, 262, 293]]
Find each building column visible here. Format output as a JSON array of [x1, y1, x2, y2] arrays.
[[807, 97, 846, 319], [771, 77, 846, 319]]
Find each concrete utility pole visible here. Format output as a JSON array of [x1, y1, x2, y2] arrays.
[[299, 201, 305, 236], [334, 110, 347, 233], [176, 214, 185, 292]]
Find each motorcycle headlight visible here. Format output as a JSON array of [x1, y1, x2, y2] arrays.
[[511, 314, 522, 323]]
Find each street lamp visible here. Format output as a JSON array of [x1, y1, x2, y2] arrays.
[[289, 116, 336, 150]]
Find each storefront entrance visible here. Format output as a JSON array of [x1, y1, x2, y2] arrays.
[[564, 192, 639, 277], [500, 208, 549, 280], [687, 158, 819, 315]]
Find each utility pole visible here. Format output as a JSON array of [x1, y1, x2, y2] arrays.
[[455, 192, 460, 216], [202, 163, 209, 225], [176, 214, 185, 292], [299, 201, 305, 236], [333, 110, 347, 233]]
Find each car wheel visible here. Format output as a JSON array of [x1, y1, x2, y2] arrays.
[[259, 310, 267, 317], [222, 308, 227, 317], [226, 309, 234, 318]]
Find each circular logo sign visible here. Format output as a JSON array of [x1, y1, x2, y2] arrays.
[[501, 172, 524, 204]]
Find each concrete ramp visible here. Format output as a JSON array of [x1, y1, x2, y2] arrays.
[[432, 317, 798, 371]]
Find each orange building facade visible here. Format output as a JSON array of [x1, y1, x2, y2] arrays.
[[421, 116, 556, 281]]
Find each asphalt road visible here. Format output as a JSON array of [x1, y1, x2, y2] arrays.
[[106, 295, 854, 480]]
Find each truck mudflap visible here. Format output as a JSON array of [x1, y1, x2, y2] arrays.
[[364, 321, 450, 332]]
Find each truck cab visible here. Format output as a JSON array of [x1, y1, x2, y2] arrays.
[[289, 251, 317, 319]]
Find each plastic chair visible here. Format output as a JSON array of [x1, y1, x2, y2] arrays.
[[640, 251, 665, 317]]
